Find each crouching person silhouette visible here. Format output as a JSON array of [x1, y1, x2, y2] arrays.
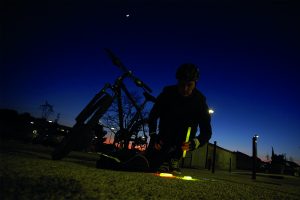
[[146, 63, 212, 175]]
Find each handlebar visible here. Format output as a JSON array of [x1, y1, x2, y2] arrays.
[[132, 76, 152, 93], [104, 48, 129, 73], [104, 48, 152, 93]]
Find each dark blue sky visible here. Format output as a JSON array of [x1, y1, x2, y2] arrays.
[[1, 0, 300, 163]]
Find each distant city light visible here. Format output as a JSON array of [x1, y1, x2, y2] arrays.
[[111, 127, 115, 130], [32, 130, 38, 138], [30, 121, 34, 124], [48, 120, 53, 123]]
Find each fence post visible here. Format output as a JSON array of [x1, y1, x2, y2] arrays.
[[229, 157, 232, 173], [205, 143, 209, 169], [252, 135, 258, 179], [212, 141, 217, 173]]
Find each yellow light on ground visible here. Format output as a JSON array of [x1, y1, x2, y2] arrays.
[[182, 176, 192, 180], [177, 176, 198, 181], [159, 173, 175, 178], [183, 127, 191, 158], [156, 173, 198, 181]]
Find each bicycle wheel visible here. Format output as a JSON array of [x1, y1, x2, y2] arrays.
[[129, 118, 149, 150], [52, 94, 113, 160]]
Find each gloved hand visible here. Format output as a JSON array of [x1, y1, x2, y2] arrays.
[[182, 138, 202, 151], [189, 138, 201, 150], [149, 134, 163, 150]]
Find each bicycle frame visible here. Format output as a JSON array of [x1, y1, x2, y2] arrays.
[[111, 74, 156, 149], [73, 52, 155, 150], [52, 49, 155, 160]]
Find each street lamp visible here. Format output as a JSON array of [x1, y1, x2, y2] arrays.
[[205, 108, 214, 171], [252, 134, 259, 179], [208, 108, 214, 115]]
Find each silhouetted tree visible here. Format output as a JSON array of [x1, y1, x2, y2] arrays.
[[0, 109, 35, 141], [0, 109, 19, 139], [40, 101, 54, 120], [101, 91, 149, 148]]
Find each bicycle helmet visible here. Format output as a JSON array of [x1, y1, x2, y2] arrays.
[[176, 63, 200, 82]]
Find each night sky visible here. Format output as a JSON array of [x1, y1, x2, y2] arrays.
[[1, 0, 300, 164]]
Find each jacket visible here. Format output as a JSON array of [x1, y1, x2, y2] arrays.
[[148, 85, 212, 147]]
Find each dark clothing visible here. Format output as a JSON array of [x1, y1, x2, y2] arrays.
[[148, 85, 212, 150], [145, 143, 182, 170]]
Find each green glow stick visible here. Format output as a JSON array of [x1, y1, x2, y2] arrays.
[[157, 173, 198, 181], [183, 127, 191, 158], [159, 173, 175, 178], [178, 176, 198, 181]]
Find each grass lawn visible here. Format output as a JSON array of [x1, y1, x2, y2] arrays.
[[1, 140, 300, 200]]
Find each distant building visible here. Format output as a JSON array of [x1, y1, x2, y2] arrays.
[[271, 147, 300, 176], [235, 151, 253, 170], [181, 142, 299, 176], [181, 142, 265, 172], [235, 151, 262, 171], [0, 109, 71, 146], [182, 142, 237, 171]]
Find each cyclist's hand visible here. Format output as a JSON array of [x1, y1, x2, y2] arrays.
[[182, 142, 191, 151], [182, 139, 201, 151], [149, 134, 163, 151], [154, 140, 164, 150], [154, 143, 162, 150]]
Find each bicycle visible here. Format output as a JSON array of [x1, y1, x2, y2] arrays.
[[52, 49, 156, 160]]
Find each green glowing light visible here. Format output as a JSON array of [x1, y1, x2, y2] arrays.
[[183, 127, 191, 158], [177, 176, 198, 181], [159, 173, 175, 178], [156, 173, 198, 181], [182, 176, 192, 180]]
